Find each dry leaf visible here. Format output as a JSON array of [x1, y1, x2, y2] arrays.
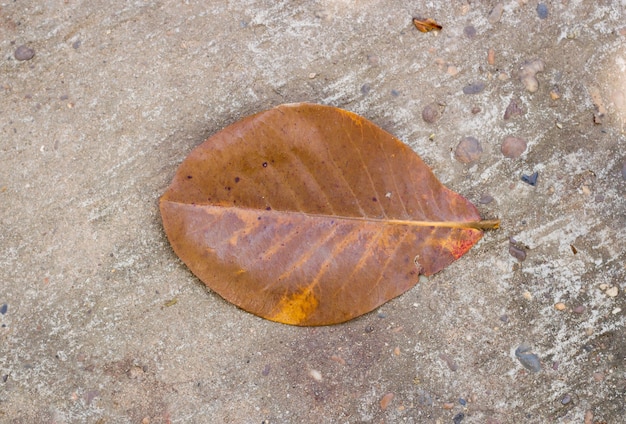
[[160, 103, 498, 326], [412, 17, 442, 32]]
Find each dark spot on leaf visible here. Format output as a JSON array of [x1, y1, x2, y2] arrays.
[[262, 162, 268, 168], [225, 186, 231, 191], [372, 197, 377, 202], [265, 206, 271, 211], [234, 177, 240, 183], [187, 175, 193, 179]]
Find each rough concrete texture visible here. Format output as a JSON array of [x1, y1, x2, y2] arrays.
[[1, 1, 625, 423]]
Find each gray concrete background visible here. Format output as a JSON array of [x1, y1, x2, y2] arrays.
[[1, 1, 625, 423]]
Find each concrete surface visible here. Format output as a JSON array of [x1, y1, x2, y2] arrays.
[[1, 1, 625, 423]]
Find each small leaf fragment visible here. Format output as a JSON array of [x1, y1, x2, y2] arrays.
[[413, 17, 442, 32]]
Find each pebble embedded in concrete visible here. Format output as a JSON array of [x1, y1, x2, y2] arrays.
[[519, 59, 544, 92], [14, 45, 35, 61], [455, 136, 482, 163], [422, 102, 443, 123], [501, 136, 527, 158], [504, 98, 525, 119], [515, 344, 541, 373], [463, 82, 485, 94]]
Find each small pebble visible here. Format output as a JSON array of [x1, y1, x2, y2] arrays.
[[479, 194, 494, 204], [422, 102, 442, 123], [14, 45, 35, 61], [561, 394, 571, 405], [309, 369, 322, 381], [471, 105, 481, 114], [380, 393, 394, 410], [72, 40, 82, 49], [554, 302, 566, 311], [521, 171, 539, 186], [501, 136, 527, 158], [584, 410, 594, 424], [499, 314, 509, 323], [0, 303, 7, 315], [453, 412, 465, 424], [459, 398, 467, 406], [519, 59, 544, 93], [308, 72, 316, 79], [515, 343, 541, 373], [504, 98, 525, 119], [508, 239, 527, 261], [463, 82, 485, 95], [612, 307, 622, 314], [390, 89, 400, 97], [454, 136, 482, 163], [550, 87, 561, 100], [572, 305, 586, 314], [592, 372, 604, 382], [443, 402, 455, 410], [361, 84, 371, 94], [537, 3, 548, 19], [488, 3, 504, 24], [464, 26, 477, 39], [487, 48, 496, 65], [606, 286, 618, 297]]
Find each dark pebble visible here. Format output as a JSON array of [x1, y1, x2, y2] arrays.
[[459, 398, 467, 406], [14, 45, 35, 61], [390, 89, 400, 97], [515, 344, 541, 373], [479, 194, 494, 204], [463, 82, 485, 95], [72, 40, 82, 49], [361, 84, 371, 94], [537, 3, 548, 19], [521, 171, 539, 186], [453, 412, 465, 424], [621, 161, 626, 180], [454, 136, 482, 163], [364, 325, 374, 333], [0, 303, 6, 315], [501, 136, 527, 158], [422, 102, 442, 123], [500, 314, 509, 323], [572, 305, 586, 314], [464, 25, 477, 38], [504, 98, 525, 119], [561, 394, 571, 405], [508, 239, 527, 261]]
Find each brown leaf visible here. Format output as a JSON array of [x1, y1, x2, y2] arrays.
[[412, 17, 442, 33], [160, 103, 498, 326]]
